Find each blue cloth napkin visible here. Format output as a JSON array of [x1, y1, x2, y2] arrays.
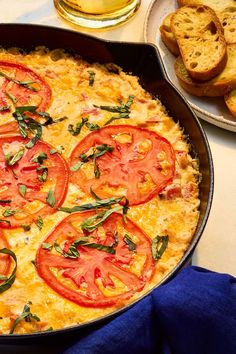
[[62, 266, 236, 354]]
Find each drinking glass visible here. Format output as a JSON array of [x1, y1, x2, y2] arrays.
[[54, 0, 141, 29]]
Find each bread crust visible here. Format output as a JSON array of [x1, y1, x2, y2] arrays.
[[177, 0, 236, 13], [174, 44, 236, 97], [224, 90, 236, 117], [171, 5, 227, 81], [160, 13, 180, 56]]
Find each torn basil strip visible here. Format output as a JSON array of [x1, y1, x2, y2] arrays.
[[152, 235, 169, 261], [68, 117, 88, 136], [0, 248, 17, 294], [54, 238, 115, 259], [94, 95, 134, 126], [13, 106, 67, 149], [5, 148, 25, 166], [9, 301, 40, 334], [59, 196, 124, 213], [70, 144, 114, 176], [36, 215, 43, 230], [19, 184, 27, 197], [2, 208, 18, 217], [81, 205, 123, 232], [46, 190, 56, 208], [88, 70, 95, 86], [123, 234, 136, 252], [33, 152, 47, 164], [0, 71, 37, 92]]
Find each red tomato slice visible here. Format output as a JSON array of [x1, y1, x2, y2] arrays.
[[0, 231, 11, 278], [36, 211, 154, 307], [0, 136, 69, 228], [70, 125, 175, 205], [0, 61, 51, 112]]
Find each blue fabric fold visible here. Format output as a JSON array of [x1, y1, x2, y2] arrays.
[[62, 266, 236, 354]]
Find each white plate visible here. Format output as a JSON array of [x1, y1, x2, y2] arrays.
[[144, 0, 236, 133]]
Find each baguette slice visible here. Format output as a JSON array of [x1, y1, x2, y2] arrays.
[[177, 0, 236, 13], [160, 13, 180, 56], [174, 44, 236, 96], [171, 5, 227, 81], [219, 7, 236, 44], [224, 90, 236, 117]]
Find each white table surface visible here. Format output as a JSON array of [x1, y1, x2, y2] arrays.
[[0, 0, 235, 277]]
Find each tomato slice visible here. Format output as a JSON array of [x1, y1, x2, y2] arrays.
[[70, 125, 175, 205], [36, 211, 154, 307], [0, 231, 11, 278], [0, 136, 69, 228], [0, 61, 51, 112]]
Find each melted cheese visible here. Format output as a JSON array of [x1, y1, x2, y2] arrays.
[[0, 47, 200, 334]]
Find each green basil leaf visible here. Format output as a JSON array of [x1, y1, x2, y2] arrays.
[[9, 302, 40, 334], [5, 148, 24, 166], [46, 190, 56, 208], [59, 196, 123, 213], [19, 184, 27, 197], [88, 70, 95, 86], [123, 234, 136, 252], [81, 205, 122, 232], [151, 235, 169, 261], [2, 209, 18, 217], [41, 243, 53, 251], [32, 152, 47, 164], [68, 117, 88, 136], [0, 248, 17, 294], [36, 216, 43, 230]]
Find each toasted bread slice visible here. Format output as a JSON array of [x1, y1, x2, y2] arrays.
[[224, 89, 236, 117], [219, 7, 236, 44], [160, 13, 180, 56], [174, 44, 236, 96], [177, 0, 236, 13], [171, 5, 227, 81]]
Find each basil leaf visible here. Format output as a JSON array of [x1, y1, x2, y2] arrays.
[[37, 166, 48, 182], [81, 205, 122, 232], [5, 148, 24, 166], [152, 235, 169, 261], [59, 196, 123, 213], [123, 234, 136, 252], [32, 152, 47, 164], [5, 91, 18, 104], [41, 243, 53, 251], [9, 302, 40, 334], [0, 248, 17, 294], [36, 216, 43, 231], [2, 209, 18, 217], [19, 184, 27, 197], [0, 71, 37, 92], [68, 117, 88, 136], [46, 190, 56, 208], [88, 70, 95, 86], [70, 161, 84, 172], [85, 122, 100, 131]]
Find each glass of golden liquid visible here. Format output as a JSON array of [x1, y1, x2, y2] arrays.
[[54, 0, 141, 29]]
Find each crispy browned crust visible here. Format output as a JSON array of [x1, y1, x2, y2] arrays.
[[160, 14, 180, 56], [171, 5, 227, 81], [174, 56, 236, 97], [224, 90, 236, 117]]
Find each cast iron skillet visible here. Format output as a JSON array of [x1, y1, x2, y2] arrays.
[[0, 24, 214, 354]]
